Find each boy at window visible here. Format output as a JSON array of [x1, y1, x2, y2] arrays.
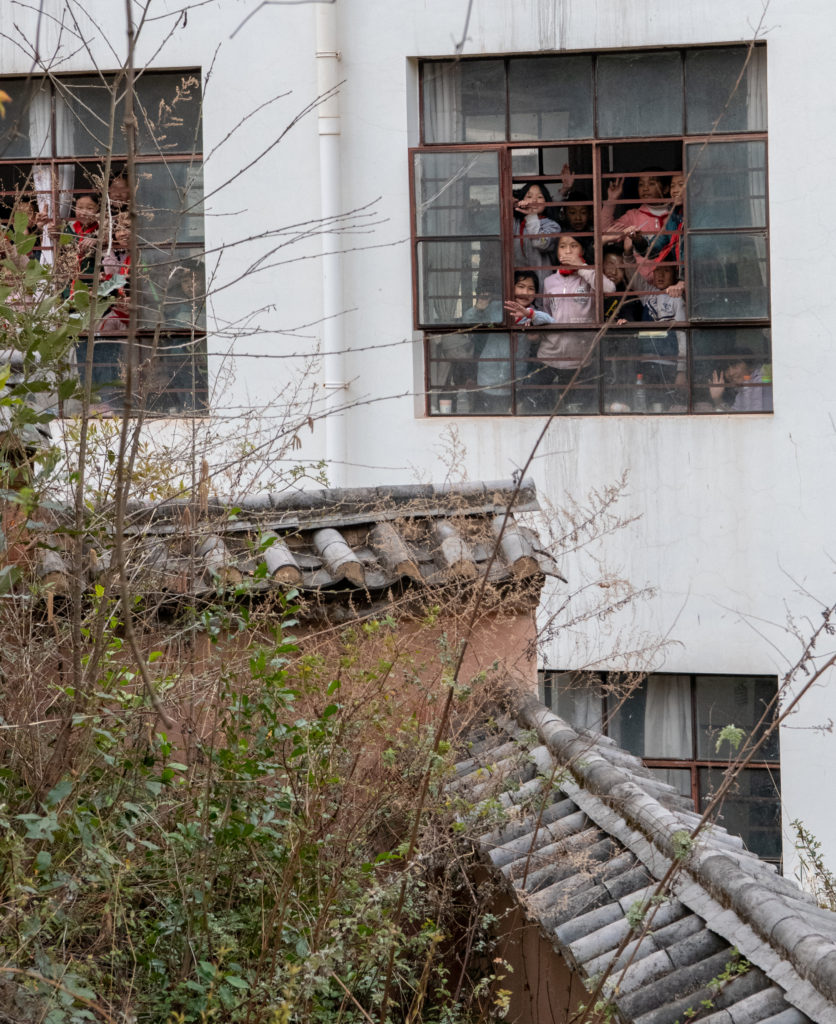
[[709, 349, 772, 413], [602, 246, 641, 323], [629, 250, 687, 404], [461, 276, 503, 325], [531, 235, 615, 412], [435, 273, 501, 410], [475, 270, 554, 414]]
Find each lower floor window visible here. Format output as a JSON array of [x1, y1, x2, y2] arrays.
[[540, 670, 781, 863], [428, 327, 772, 416], [74, 334, 208, 415]]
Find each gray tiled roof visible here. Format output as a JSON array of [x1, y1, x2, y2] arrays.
[[37, 479, 561, 613], [453, 694, 836, 1024]]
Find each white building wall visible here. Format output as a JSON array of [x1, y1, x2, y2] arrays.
[[3, 0, 834, 870]]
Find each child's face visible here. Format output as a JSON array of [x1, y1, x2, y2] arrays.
[[522, 184, 546, 215], [669, 174, 685, 205], [514, 276, 537, 305], [602, 253, 623, 285], [557, 235, 584, 263], [565, 204, 589, 232], [109, 178, 130, 206], [638, 175, 664, 202], [724, 359, 749, 386], [75, 196, 99, 226], [653, 264, 677, 290]]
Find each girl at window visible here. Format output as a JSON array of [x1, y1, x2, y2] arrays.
[[530, 234, 615, 412], [512, 182, 560, 270]]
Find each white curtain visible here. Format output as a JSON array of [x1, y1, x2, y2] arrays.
[[644, 674, 692, 758], [54, 92, 75, 220], [555, 674, 604, 733], [422, 63, 460, 145], [746, 47, 767, 131], [28, 83, 51, 158], [29, 86, 75, 263]]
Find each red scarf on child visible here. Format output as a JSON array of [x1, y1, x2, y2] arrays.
[[558, 258, 587, 276]]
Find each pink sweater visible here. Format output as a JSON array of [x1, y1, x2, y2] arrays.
[[538, 267, 615, 369], [601, 203, 671, 282]]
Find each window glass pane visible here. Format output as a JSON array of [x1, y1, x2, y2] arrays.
[[147, 336, 208, 414], [428, 332, 496, 415], [606, 679, 647, 756], [608, 675, 693, 759], [691, 328, 772, 413], [688, 233, 768, 319], [687, 142, 767, 229], [603, 331, 688, 414], [46, 72, 203, 157], [649, 767, 692, 800], [74, 333, 205, 415], [136, 71, 203, 155], [473, 333, 514, 413], [686, 46, 766, 134], [0, 78, 51, 159], [695, 676, 779, 761], [509, 56, 593, 140], [417, 239, 502, 326], [136, 161, 204, 244], [136, 247, 206, 331], [699, 767, 781, 861], [422, 60, 505, 144], [57, 76, 127, 157], [525, 332, 599, 415], [551, 672, 605, 731], [511, 148, 539, 177], [597, 52, 683, 138], [414, 151, 500, 237]]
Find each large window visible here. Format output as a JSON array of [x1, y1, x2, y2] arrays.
[[541, 670, 781, 863], [412, 47, 771, 417], [0, 71, 206, 414]]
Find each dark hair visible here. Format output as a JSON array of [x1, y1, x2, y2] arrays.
[[474, 271, 500, 294], [728, 346, 757, 369], [653, 260, 679, 284], [513, 269, 539, 291], [559, 189, 593, 232], [512, 181, 554, 216], [639, 167, 672, 197], [75, 193, 99, 208]]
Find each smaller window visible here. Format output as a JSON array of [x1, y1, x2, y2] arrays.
[[0, 70, 207, 415], [540, 670, 781, 863]]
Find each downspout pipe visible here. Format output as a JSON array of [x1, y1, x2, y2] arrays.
[[316, 1, 347, 487]]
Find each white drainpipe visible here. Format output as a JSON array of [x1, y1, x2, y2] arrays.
[[316, 1, 347, 487]]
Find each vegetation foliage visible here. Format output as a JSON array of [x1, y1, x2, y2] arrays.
[[0, 589, 515, 1023]]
